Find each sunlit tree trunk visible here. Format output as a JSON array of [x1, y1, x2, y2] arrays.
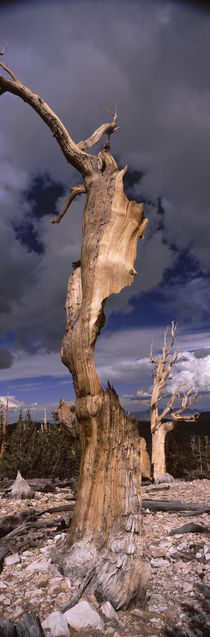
[[61, 152, 149, 607], [151, 422, 174, 482], [0, 56, 150, 607]]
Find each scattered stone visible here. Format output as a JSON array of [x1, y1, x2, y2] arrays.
[[183, 582, 194, 593], [0, 595, 11, 605], [204, 553, 210, 561], [4, 553, 20, 566], [101, 601, 119, 621], [64, 600, 104, 631], [0, 478, 209, 636], [25, 559, 51, 573], [154, 472, 175, 484], [42, 610, 70, 636], [130, 608, 144, 617]]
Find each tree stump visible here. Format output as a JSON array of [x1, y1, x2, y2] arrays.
[[6, 471, 34, 499]]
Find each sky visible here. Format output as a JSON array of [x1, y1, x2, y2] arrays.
[[0, 0, 210, 423]]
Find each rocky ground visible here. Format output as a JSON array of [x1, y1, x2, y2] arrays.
[[0, 479, 209, 636]]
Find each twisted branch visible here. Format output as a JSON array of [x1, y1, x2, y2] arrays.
[[78, 107, 119, 150], [51, 185, 86, 224]]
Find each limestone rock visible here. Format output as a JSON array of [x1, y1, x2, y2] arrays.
[[154, 472, 175, 484], [4, 553, 20, 566], [100, 601, 119, 621], [25, 559, 51, 573], [42, 610, 70, 636], [64, 600, 104, 631]]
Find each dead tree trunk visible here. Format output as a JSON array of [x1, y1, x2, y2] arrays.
[[150, 323, 198, 483], [0, 53, 149, 608], [151, 422, 174, 481], [60, 154, 149, 607], [0, 396, 8, 459]]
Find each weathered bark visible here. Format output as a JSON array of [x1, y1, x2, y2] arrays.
[[0, 613, 45, 637], [60, 155, 149, 607], [142, 500, 210, 513], [140, 437, 151, 479], [169, 522, 209, 535], [52, 399, 78, 438], [0, 58, 149, 608], [151, 422, 174, 483]]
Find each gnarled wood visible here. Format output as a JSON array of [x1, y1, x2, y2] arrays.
[[0, 53, 149, 608]]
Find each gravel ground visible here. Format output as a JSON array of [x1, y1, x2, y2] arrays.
[[0, 479, 209, 636]]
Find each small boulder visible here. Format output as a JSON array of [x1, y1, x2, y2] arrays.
[[100, 601, 119, 622], [154, 472, 175, 484], [42, 610, 70, 636], [25, 559, 51, 573], [7, 471, 34, 499], [64, 601, 104, 631], [4, 553, 20, 566]]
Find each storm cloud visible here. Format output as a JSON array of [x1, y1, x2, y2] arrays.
[[0, 0, 209, 415]]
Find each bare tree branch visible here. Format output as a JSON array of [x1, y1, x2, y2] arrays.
[[150, 342, 159, 365], [78, 108, 119, 151], [0, 43, 8, 56], [171, 384, 198, 422], [51, 184, 86, 224], [0, 62, 95, 176], [0, 60, 20, 83]]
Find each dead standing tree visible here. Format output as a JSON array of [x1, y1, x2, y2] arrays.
[[150, 322, 198, 483], [0, 396, 8, 459], [0, 51, 149, 608]]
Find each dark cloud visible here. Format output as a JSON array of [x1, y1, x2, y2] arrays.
[[0, 347, 14, 369], [23, 174, 65, 220], [194, 348, 210, 359], [13, 173, 66, 254], [0, 0, 209, 409]]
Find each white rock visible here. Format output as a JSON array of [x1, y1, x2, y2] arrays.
[[42, 610, 70, 636], [4, 553, 20, 566], [150, 558, 170, 567], [0, 582, 7, 589], [101, 601, 119, 622], [64, 601, 104, 631], [40, 546, 50, 554], [183, 582, 193, 593], [205, 553, 210, 561], [25, 559, 51, 573], [22, 550, 34, 558]]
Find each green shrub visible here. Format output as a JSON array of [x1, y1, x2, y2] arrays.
[[0, 410, 80, 479]]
